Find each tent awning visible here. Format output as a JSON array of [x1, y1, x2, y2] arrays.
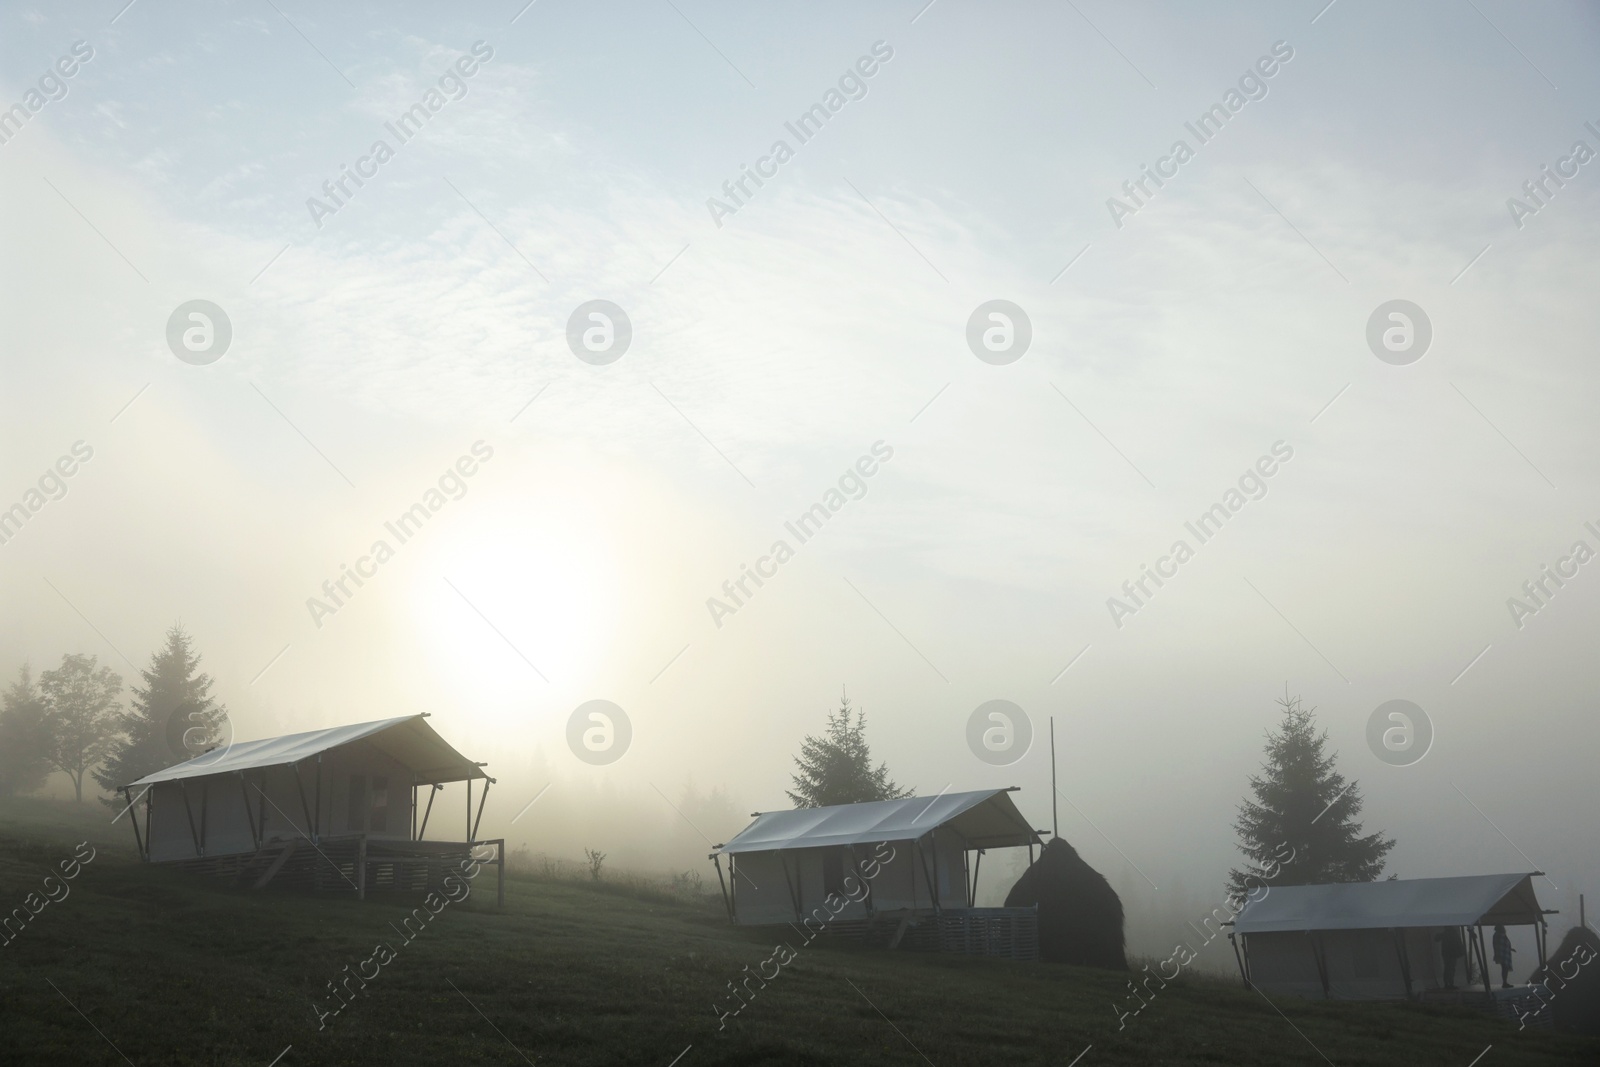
[[716, 788, 1040, 855], [1232, 873, 1545, 934], [123, 715, 487, 789]]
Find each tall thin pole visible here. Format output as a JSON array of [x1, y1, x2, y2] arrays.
[[1050, 716, 1058, 839]]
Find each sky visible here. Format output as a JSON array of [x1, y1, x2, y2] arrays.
[[1, 0, 1597, 964]]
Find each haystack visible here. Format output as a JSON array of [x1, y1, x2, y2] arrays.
[[1004, 838, 1127, 969], [1532, 925, 1600, 1035]]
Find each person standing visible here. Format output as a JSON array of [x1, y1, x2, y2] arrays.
[[1493, 925, 1516, 988]]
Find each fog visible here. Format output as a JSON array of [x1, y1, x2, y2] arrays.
[[2, 0, 1597, 975]]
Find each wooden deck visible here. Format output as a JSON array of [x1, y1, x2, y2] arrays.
[[166, 835, 506, 907]]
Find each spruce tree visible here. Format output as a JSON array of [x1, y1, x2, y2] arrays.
[[0, 664, 51, 797], [1228, 692, 1394, 895], [786, 693, 911, 808], [94, 626, 228, 797]]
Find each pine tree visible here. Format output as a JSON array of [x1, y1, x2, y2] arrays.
[[94, 625, 228, 798], [786, 693, 911, 808], [1228, 691, 1394, 895], [39, 653, 123, 802], [0, 663, 51, 797]]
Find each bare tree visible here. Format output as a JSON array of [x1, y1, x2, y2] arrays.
[[39, 653, 123, 802]]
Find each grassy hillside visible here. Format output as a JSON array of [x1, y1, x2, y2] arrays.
[[0, 797, 1593, 1066]]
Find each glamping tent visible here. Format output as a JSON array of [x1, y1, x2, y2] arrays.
[[1230, 872, 1554, 1000], [117, 714, 503, 904], [710, 788, 1044, 958]]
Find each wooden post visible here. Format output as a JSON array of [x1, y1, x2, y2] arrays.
[[1050, 717, 1058, 839]]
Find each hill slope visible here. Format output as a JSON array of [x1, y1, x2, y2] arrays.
[[0, 798, 1592, 1066]]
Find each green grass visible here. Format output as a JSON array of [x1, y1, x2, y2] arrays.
[[0, 796, 1594, 1066]]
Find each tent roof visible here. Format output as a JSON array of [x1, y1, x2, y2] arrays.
[[1232, 873, 1545, 934], [123, 715, 487, 789], [716, 789, 1040, 855]]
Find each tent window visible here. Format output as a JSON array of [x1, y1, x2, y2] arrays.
[[348, 775, 367, 832], [823, 850, 845, 897], [371, 776, 389, 833]]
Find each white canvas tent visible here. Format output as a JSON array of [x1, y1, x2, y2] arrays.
[[710, 788, 1041, 927], [118, 714, 502, 902], [1231, 873, 1553, 1000]]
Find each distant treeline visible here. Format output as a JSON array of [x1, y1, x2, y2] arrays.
[[0, 625, 226, 804]]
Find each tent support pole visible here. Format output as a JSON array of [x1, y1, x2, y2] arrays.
[[314, 754, 322, 845], [122, 787, 147, 862], [178, 780, 203, 857], [200, 779, 209, 855], [972, 850, 983, 907], [779, 851, 802, 922], [471, 778, 491, 842], [419, 784, 439, 840], [411, 784, 418, 841], [292, 762, 315, 841], [712, 854, 733, 921], [1311, 932, 1330, 999], [1393, 929, 1414, 999], [357, 835, 367, 901], [1477, 927, 1492, 995], [467, 779, 472, 842], [239, 774, 260, 851], [916, 836, 940, 915], [729, 857, 740, 922], [1230, 933, 1250, 988], [847, 844, 874, 917], [257, 773, 269, 839]]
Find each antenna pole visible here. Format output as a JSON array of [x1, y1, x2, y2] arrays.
[[1050, 717, 1058, 839]]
